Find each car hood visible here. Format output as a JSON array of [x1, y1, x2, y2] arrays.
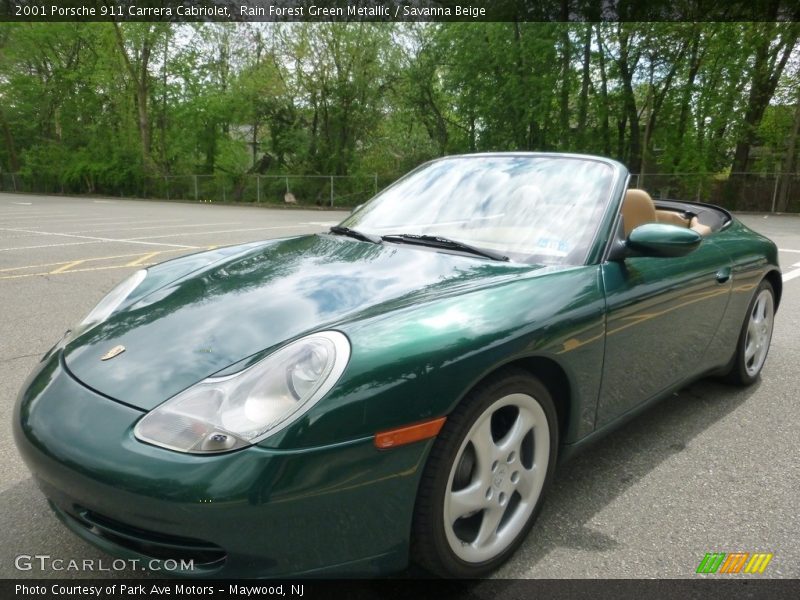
[[63, 234, 546, 411]]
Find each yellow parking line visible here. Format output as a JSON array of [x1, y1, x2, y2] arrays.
[[126, 251, 161, 266], [49, 260, 85, 274], [0, 244, 216, 281], [0, 263, 158, 281], [0, 247, 197, 273], [53, 263, 161, 275], [0, 255, 139, 273]]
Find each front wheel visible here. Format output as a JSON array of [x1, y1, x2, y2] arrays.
[[724, 279, 775, 386], [412, 369, 558, 577]]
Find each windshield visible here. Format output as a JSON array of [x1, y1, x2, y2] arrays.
[[340, 155, 617, 264]]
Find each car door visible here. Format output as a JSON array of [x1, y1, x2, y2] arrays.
[[596, 240, 732, 427]]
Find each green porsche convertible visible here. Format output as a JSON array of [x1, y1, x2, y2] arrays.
[[14, 153, 780, 578]]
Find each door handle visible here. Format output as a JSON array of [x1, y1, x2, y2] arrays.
[[715, 267, 731, 284]]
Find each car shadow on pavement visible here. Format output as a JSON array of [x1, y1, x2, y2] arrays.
[[492, 376, 759, 577]]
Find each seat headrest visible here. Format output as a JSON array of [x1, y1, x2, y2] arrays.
[[622, 189, 656, 236]]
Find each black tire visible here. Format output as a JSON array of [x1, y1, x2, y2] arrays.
[[723, 279, 775, 386], [411, 368, 558, 578]]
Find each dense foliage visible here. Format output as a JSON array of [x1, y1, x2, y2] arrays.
[[0, 22, 798, 209]]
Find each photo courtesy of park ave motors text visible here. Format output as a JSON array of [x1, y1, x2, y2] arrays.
[[1, 7, 799, 584]]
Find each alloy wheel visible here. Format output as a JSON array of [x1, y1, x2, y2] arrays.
[[443, 393, 550, 563], [743, 289, 774, 378]]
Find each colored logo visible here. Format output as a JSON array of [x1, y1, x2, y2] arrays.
[[696, 552, 773, 574]]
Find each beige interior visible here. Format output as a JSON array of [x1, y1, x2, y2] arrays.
[[622, 189, 657, 236], [655, 209, 690, 228], [622, 189, 712, 236]]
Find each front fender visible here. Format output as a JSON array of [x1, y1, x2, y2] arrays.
[[263, 266, 606, 449]]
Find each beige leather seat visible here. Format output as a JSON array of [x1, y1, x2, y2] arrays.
[[622, 189, 656, 236], [623, 189, 713, 237], [656, 209, 690, 227], [656, 206, 712, 235]]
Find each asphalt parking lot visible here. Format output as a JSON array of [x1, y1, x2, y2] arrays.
[[1, 193, 799, 579]]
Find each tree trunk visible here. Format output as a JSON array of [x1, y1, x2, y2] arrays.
[[641, 41, 686, 178], [559, 25, 571, 148], [424, 87, 449, 153], [731, 23, 799, 173], [113, 23, 155, 171], [513, 21, 531, 150], [617, 113, 627, 162], [469, 112, 476, 152], [616, 26, 641, 171], [0, 108, 19, 172], [136, 86, 151, 160], [640, 68, 654, 186], [251, 120, 259, 168], [673, 32, 703, 167], [595, 25, 611, 156], [160, 33, 168, 170], [203, 122, 216, 173], [577, 25, 591, 148], [776, 98, 800, 212], [310, 97, 318, 162], [54, 106, 62, 141]]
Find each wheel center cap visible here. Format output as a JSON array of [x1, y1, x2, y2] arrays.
[[493, 466, 507, 489]]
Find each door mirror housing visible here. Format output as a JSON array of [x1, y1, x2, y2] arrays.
[[626, 223, 702, 258]]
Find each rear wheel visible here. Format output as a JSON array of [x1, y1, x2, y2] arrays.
[[724, 279, 775, 386], [412, 369, 558, 577]]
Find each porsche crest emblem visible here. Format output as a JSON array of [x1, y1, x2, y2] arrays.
[[100, 345, 126, 361]]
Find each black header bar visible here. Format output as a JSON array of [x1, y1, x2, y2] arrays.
[[5, 579, 800, 600], [1, 0, 799, 22]]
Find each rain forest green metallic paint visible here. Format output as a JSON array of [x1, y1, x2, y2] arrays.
[[626, 222, 702, 257], [13, 154, 781, 577]]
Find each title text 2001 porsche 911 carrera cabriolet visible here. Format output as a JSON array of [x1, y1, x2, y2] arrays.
[[14, 153, 780, 578]]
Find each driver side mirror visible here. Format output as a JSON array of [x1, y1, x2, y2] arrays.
[[627, 223, 702, 258], [610, 223, 702, 260]]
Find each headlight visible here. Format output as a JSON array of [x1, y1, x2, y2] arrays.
[[81, 269, 147, 327], [133, 331, 351, 454]]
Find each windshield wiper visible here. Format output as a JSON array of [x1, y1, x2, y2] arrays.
[[328, 226, 382, 244], [381, 234, 509, 262]]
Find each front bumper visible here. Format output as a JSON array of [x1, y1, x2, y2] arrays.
[[13, 352, 430, 577]]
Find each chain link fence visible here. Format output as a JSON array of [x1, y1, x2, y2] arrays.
[[1, 171, 798, 212], [0, 173, 386, 209], [629, 172, 800, 213]]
